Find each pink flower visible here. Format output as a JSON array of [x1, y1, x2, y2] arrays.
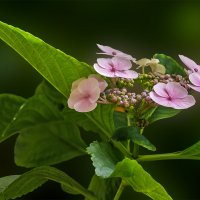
[[188, 72, 200, 92], [68, 76, 107, 112], [149, 82, 195, 109], [179, 55, 200, 92], [93, 57, 138, 79], [179, 55, 200, 73], [88, 74, 108, 92], [97, 44, 135, 62]]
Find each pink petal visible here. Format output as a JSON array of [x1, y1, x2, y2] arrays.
[[112, 57, 132, 70], [189, 72, 200, 86], [166, 82, 188, 98], [149, 92, 174, 107], [74, 99, 97, 112], [97, 44, 122, 56], [171, 95, 196, 109], [71, 77, 86, 91], [97, 44, 135, 61], [97, 58, 113, 70], [94, 63, 115, 77], [67, 89, 84, 109], [115, 70, 138, 79], [188, 84, 200, 92], [153, 83, 169, 98], [179, 55, 200, 72], [88, 74, 108, 92], [78, 78, 100, 102]]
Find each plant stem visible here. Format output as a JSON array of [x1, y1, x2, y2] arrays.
[[133, 128, 144, 159], [113, 180, 126, 200], [137, 152, 181, 162]]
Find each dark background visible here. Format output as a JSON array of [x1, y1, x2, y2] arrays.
[[0, 0, 200, 199]]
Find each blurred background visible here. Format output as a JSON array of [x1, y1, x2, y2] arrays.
[[0, 0, 200, 199]]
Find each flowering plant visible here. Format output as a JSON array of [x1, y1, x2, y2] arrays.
[[0, 21, 199, 200]]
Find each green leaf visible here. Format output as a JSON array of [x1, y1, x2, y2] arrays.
[[64, 104, 115, 139], [153, 54, 186, 76], [138, 140, 200, 162], [15, 121, 86, 167], [113, 111, 127, 129], [0, 94, 26, 142], [85, 175, 120, 200], [0, 21, 115, 140], [0, 166, 95, 200], [113, 126, 156, 151], [147, 106, 181, 124], [35, 80, 66, 107], [0, 21, 94, 97], [112, 158, 172, 200], [87, 141, 123, 178], [0, 176, 19, 193], [0, 95, 62, 143]]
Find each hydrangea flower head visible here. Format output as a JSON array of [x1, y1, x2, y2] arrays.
[[150, 82, 195, 109], [93, 57, 138, 79], [97, 44, 135, 62]]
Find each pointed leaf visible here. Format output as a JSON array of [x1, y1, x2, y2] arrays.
[[15, 121, 86, 167], [87, 141, 123, 178], [0, 21, 94, 97], [147, 106, 181, 124], [113, 126, 156, 151], [0, 21, 114, 140], [0, 166, 95, 200], [0, 95, 62, 143], [112, 158, 172, 200], [153, 54, 186, 76], [0, 94, 25, 142]]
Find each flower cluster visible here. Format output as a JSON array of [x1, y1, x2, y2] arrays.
[[68, 44, 200, 112]]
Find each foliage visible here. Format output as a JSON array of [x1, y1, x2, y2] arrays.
[[0, 21, 199, 200]]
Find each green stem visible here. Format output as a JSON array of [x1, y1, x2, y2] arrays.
[[112, 140, 132, 158], [113, 180, 126, 200], [137, 152, 181, 162], [133, 128, 144, 159]]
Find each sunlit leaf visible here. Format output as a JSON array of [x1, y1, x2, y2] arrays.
[[112, 158, 172, 200]]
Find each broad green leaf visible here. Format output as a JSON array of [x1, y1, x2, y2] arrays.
[[146, 106, 181, 124], [15, 121, 86, 167], [0, 94, 25, 142], [0, 21, 114, 140], [138, 140, 200, 162], [0, 166, 95, 200], [0, 21, 94, 97], [112, 158, 172, 200], [87, 141, 123, 178], [153, 54, 186, 76], [0, 95, 62, 143], [64, 104, 115, 139], [0, 176, 19, 193], [85, 175, 120, 200], [35, 80, 66, 107], [113, 126, 156, 151]]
